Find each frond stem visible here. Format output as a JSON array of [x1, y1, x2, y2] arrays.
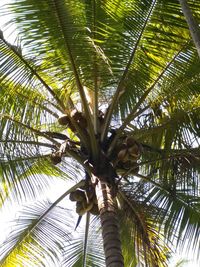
[[52, 0, 98, 158], [108, 43, 190, 155], [0, 114, 59, 146], [1, 36, 65, 112], [101, 0, 157, 143], [0, 140, 56, 149], [83, 212, 90, 267]]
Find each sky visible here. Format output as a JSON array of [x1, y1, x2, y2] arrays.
[[0, 1, 199, 266]]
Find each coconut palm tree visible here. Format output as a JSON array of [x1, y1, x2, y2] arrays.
[[0, 0, 200, 266]]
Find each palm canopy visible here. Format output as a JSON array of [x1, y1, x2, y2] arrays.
[[0, 0, 200, 266]]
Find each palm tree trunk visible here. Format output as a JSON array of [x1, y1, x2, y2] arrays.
[[179, 0, 200, 57], [94, 179, 124, 267]]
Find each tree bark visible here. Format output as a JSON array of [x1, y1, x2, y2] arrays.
[[179, 0, 200, 57], [95, 179, 124, 267]]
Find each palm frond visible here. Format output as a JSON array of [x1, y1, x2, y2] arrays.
[[0, 180, 86, 266], [146, 185, 200, 258], [101, 0, 157, 142], [0, 34, 64, 111], [0, 202, 72, 266], [118, 188, 170, 266], [61, 216, 105, 267]]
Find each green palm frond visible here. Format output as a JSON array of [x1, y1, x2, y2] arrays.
[[121, 176, 200, 261], [145, 185, 200, 251], [0, 202, 72, 266], [0, 34, 64, 111], [0, 180, 86, 266], [118, 188, 170, 266], [0, 143, 84, 206], [61, 216, 105, 267]]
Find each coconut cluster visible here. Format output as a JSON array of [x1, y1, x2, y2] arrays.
[[112, 136, 142, 174], [69, 185, 99, 216]]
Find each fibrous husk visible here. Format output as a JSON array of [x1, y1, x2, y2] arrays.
[[50, 152, 62, 165], [69, 189, 86, 202], [117, 148, 128, 162], [76, 201, 86, 216], [90, 204, 99, 215], [58, 114, 70, 126]]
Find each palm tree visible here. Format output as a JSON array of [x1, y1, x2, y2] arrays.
[[0, 0, 200, 266]]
